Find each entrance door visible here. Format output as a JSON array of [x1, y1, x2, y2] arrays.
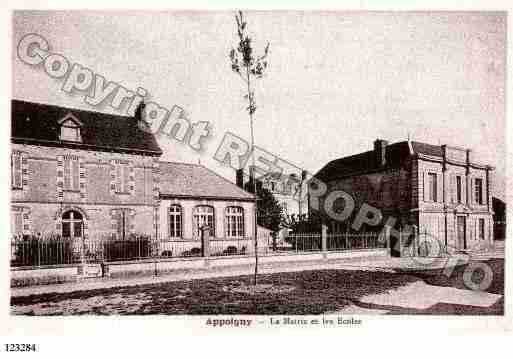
[[457, 216, 466, 250], [62, 210, 84, 257]]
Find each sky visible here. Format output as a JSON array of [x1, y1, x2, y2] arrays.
[[12, 11, 507, 199]]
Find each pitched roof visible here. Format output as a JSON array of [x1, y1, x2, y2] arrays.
[[11, 99, 162, 156], [159, 161, 256, 201], [315, 141, 443, 182]]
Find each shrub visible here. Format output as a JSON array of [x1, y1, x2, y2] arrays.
[[161, 250, 173, 257], [102, 235, 151, 261], [223, 246, 239, 255], [11, 234, 76, 267], [181, 247, 202, 257]]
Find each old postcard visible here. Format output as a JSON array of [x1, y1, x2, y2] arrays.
[[1, 2, 511, 355]]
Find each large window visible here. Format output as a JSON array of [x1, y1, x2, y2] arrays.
[[428, 173, 437, 202], [168, 205, 182, 238], [475, 178, 483, 205], [113, 209, 131, 240], [225, 206, 244, 238], [11, 208, 23, 235], [478, 218, 485, 240], [115, 162, 130, 193], [11, 153, 23, 189], [62, 210, 83, 239], [456, 176, 462, 203], [193, 206, 215, 238], [64, 155, 80, 191]]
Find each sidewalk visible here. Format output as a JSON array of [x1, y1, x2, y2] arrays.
[[10, 253, 468, 298]]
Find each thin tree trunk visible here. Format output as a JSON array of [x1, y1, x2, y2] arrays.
[[246, 65, 258, 286]]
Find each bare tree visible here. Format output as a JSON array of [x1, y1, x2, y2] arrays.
[[229, 11, 270, 285]]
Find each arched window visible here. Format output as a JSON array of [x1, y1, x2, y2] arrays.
[[62, 210, 83, 239], [193, 206, 215, 238], [168, 205, 182, 238], [225, 206, 244, 238]]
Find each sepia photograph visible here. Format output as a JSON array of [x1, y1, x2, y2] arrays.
[[1, 3, 511, 351]]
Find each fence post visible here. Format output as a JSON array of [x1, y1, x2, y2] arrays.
[[398, 227, 402, 257], [321, 223, 327, 259], [201, 226, 210, 263]]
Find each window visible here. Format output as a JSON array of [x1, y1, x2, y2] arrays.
[[59, 116, 82, 142], [478, 218, 485, 240], [62, 210, 83, 239], [61, 125, 81, 141], [456, 176, 462, 203], [113, 209, 131, 240], [115, 163, 130, 193], [11, 152, 23, 189], [168, 205, 182, 238], [428, 173, 437, 202], [475, 178, 483, 205], [64, 156, 80, 191], [225, 206, 244, 238], [11, 209, 23, 235], [193, 206, 215, 238]]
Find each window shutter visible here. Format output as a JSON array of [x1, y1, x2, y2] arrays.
[[470, 177, 474, 204], [12, 153, 22, 188], [450, 175, 455, 203], [72, 159, 79, 191], [462, 175, 467, 204], [480, 179, 484, 205], [437, 173, 443, 203], [115, 165, 122, 192], [79, 158, 86, 200], [123, 165, 130, 193], [115, 210, 123, 239], [56, 155, 64, 200], [64, 159, 71, 189], [423, 172, 429, 202], [13, 212, 23, 235]]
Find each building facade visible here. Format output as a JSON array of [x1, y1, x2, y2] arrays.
[[157, 162, 257, 255], [11, 100, 161, 242], [235, 168, 308, 221], [11, 100, 256, 256], [314, 139, 494, 251]]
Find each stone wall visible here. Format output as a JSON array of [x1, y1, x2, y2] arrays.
[[11, 143, 158, 238]]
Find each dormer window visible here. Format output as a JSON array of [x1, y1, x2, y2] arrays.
[[58, 113, 82, 142]]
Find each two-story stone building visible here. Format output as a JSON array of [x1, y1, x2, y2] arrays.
[[314, 139, 494, 251], [11, 99, 161, 242], [11, 100, 256, 255]]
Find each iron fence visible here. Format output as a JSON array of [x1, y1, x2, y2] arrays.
[[279, 233, 322, 252], [158, 239, 202, 258], [210, 238, 251, 257], [275, 231, 385, 254], [11, 234, 154, 267], [327, 232, 384, 251], [11, 230, 388, 268]]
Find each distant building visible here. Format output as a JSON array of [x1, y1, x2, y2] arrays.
[[235, 167, 308, 221], [314, 138, 494, 251]]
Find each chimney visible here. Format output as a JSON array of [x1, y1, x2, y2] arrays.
[[236, 168, 244, 188], [248, 165, 256, 194], [374, 138, 388, 166], [134, 101, 145, 126]]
